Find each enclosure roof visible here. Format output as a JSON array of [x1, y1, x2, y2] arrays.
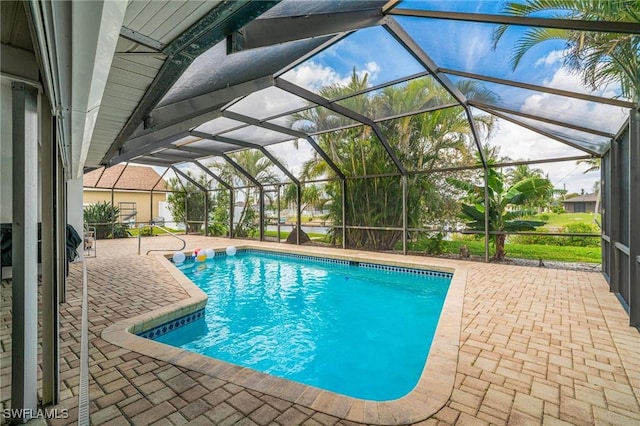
[[83, 164, 170, 191], [72, 0, 637, 178]]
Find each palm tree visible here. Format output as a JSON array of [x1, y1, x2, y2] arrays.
[[493, 1, 640, 101], [166, 172, 213, 233], [292, 72, 497, 250], [507, 164, 555, 210], [209, 150, 278, 237], [577, 157, 601, 173], [281, 183, 325, 217], [507, 164, 544, 184]]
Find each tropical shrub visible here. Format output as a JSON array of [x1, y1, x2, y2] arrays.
[[166, 173, 212, 233], [565, 222, 600, 247], [509, 227, 556, 246], [447, 166, 552, 260], [422, 232, 447, 255], [83, 201, 130, 239], [138, 226, 153, 237], [208, 190, 230, 237], [510, 223, 600, 247], [239, 207, 258, 238]]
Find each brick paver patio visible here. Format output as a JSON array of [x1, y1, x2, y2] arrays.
[[1, 235, 639, 425]]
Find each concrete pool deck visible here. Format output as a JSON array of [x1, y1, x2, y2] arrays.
[[1, 235, 639, 425]]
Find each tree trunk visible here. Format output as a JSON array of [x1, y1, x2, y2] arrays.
[[234, 189, 251, 237], [494, 233, 506, 261]]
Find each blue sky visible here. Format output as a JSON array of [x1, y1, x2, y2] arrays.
[[272, 1, 629, 194], [285, 1, 572, 91]]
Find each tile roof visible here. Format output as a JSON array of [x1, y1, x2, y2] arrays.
[[83, 164, 170, 191], [563, 193, 598, 203]]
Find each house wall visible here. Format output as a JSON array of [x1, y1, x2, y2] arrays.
[[562, 202, 596, 214], [83, 189, 167, 223]]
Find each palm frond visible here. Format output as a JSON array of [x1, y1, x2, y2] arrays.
[[511, 177, 554, 196], [446, 177, 480, 194], [461, 203, 485, 223], [493, 0, 640, 100], [511, 28, 571, 69]]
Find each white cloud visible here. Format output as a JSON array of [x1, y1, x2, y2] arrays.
[[228, 86, 307, 119], [283, 60, 382, 92], [520, 67, 627, 135], [173, 163, 204, 178], [265, 139, 316, 179], [534, 49, 568, 67], [464, 30, 492, 70], [490, 119, 581, 160], [520, 67, 628, 139], [363, 61, 381, 81], [486, 65, 625, 195], [284, 61, 346, 91], [541, 66, 620, 98], [488, 119, 599, 194]]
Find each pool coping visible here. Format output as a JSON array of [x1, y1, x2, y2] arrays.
[[101, 245, 466, 425]]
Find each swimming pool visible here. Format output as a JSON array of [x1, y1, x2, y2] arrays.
[[152, 249, 451, 401]]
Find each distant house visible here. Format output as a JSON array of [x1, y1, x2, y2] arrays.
[[562, 193, 597, 213], [83, 165, 170, 224]]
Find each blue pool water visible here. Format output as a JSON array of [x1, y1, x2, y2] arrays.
[[155, 250, 451, 400]]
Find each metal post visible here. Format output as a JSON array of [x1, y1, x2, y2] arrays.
[[601, 160, 607, 273], [277, 185, 281, 243], [484, 168, 490, 262], [341, 179, 347, 249], [149, 189, 153, 225], [296, 184, 302, 245], [610, 138, 621, 293], [11, 82, 39, 419], [259, 187, 265, 241], [185, 193, 188, 235], [204, 190, 209, 236], [629, 109, 639, 327], [58, 152, 66, 302], [229, 189, 234, 239], [40, 92, 59, 406], [110, 188, 115, 238], [402, 175, 408, 255]]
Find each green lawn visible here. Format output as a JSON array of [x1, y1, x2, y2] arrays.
[[531, 212, 600, 228], [407, 239, 601, 263], [128, 226, 184, 236], [260, 230, 328, 240]]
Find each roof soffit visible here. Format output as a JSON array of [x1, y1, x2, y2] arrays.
[[101, 0, 281, 165]]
